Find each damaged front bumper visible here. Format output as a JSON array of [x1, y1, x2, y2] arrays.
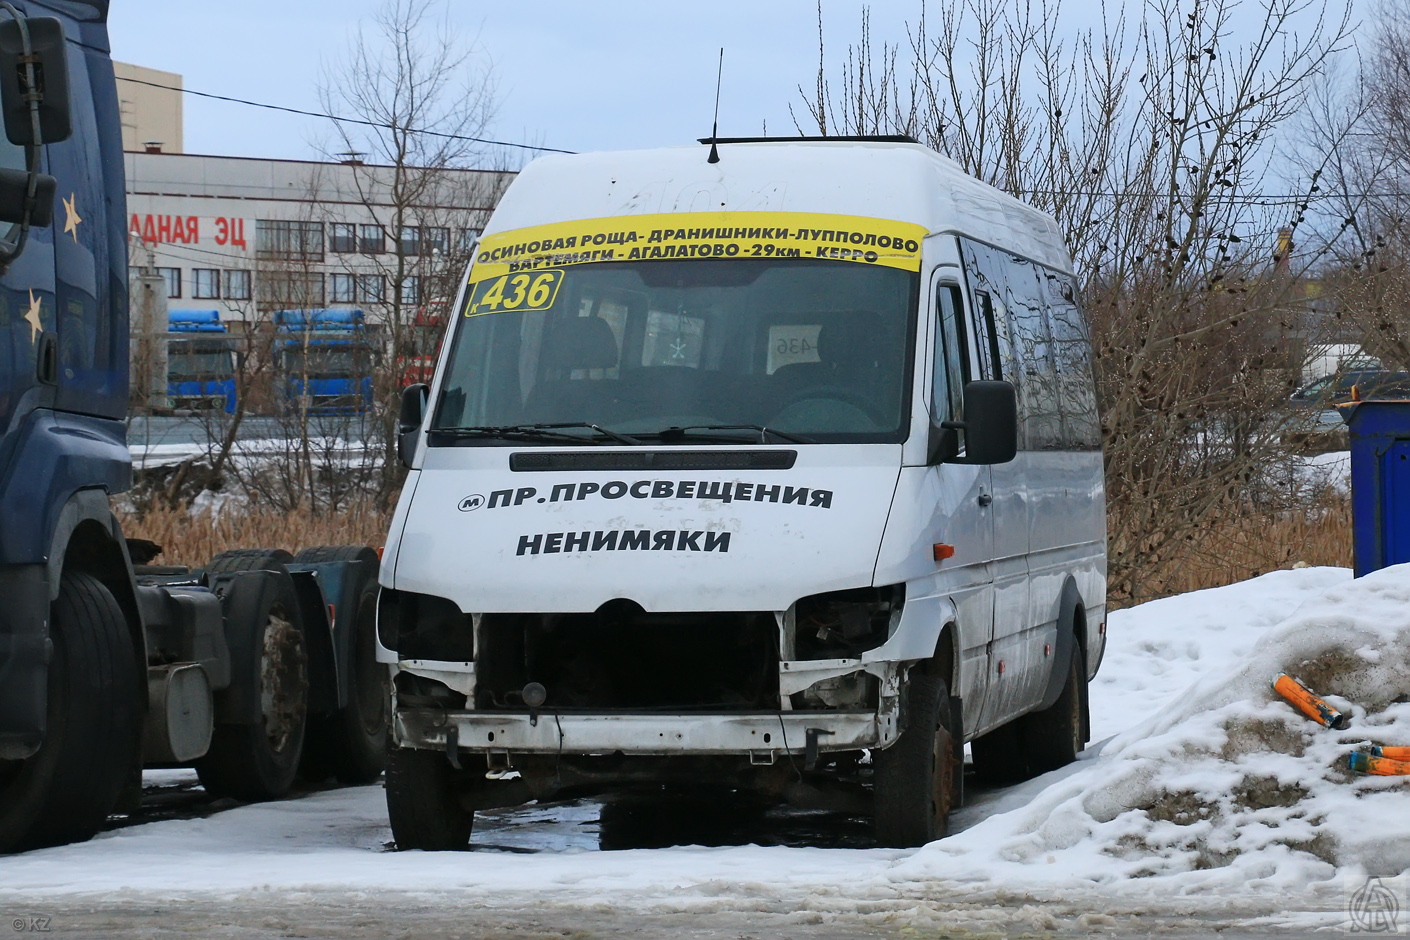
[[391, 655, 904, 759], [394, 705, 892, 758]]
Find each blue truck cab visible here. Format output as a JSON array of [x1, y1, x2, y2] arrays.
[[167, 308, 239, 413], [274, 308, 374, 415], [0, 0, 132, 771], [0, 4, 388, 853]]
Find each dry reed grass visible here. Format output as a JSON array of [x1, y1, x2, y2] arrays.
[[117, 501, 394, 566], [1109, 496, 1353, 606]]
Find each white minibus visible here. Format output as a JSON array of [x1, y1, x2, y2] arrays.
[[379, 137, 1106, 848]]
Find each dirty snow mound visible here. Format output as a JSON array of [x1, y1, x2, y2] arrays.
[[896, 564, 1410, 891], [1092, 566, 1349, 741]]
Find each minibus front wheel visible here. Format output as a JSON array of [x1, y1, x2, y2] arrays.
[[873, 672, 960, 847]]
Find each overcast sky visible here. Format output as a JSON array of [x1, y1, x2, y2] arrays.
[[108, 1, 900, 164], [108, 0, 1367, 168]]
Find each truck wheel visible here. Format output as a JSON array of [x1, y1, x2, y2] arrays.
[[1022, 646, 1087, 775], [295, 546, 388, 784], [386, 745, 474, 850], [202, 548, 293, 579], [0, 572, 141, 853], [873, 672, 960, 848], [196, 570, 308, 801]]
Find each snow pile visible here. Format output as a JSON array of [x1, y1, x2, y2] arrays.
[[1091, 566, 1350, 741], [896, 564, 1410, 892]]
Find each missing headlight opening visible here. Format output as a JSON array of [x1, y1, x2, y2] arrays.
[[781, 585, 901, 710], [793, 585, 901, 661], [379, 588, 474, 662]]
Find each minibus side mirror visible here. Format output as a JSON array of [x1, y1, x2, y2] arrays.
[[930, 380, 1018, 465], [0, 16, 72, 145], [398, 383, 429, 468]]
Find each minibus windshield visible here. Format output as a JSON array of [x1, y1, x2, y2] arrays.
[[432, 258, 918, 445]]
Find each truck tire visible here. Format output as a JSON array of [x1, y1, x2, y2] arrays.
[[386, 745, 474, 850], [203, 548, 293, 578], [1021, 645, 1087, 775], [295, 545, 388, 785], [0, 572, 141, 853], [195, 569, 308, 801], [873, 672, 960, 848]]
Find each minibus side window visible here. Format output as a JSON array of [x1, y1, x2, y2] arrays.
[[971, 290, 1003, 381], [933, 283, 969, 426], [1007, 257, 1063, 450], [1045, 271, 1102, 449]]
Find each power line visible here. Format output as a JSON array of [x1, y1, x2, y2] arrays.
[[115, 76, 574, 155], [111, 80, 1410, 206]]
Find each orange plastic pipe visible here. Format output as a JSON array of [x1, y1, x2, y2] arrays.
[[1271, 673, 1349, 729], [1347, 752, 1410, 775], [1367, 746, 1410, 761]]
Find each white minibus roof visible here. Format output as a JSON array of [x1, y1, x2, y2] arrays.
[[488, 139, 1074, 274]]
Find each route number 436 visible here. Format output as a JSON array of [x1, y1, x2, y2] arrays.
[[466, 270, 563, 317]]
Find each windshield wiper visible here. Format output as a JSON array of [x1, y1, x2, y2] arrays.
[[429, 423, 644, 445], [652, 424, 812, 445]]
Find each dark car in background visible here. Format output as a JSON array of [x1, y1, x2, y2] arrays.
[[1291, 368, 1410, 406]]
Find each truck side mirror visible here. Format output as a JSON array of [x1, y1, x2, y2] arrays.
[[929, 380, 1018, 465], [0, 165, 52, 224], [398, 383, 429, 468], [0, 16, 72, 145]]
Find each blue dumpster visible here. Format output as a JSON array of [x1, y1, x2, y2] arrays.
[[1343, 399, 1410, 575]]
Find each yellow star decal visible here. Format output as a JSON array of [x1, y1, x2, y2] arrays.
[[62, 192, 81, 242], [23, 289, 42, 342]]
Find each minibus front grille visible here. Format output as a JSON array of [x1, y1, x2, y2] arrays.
[[475, 609, 779, 711]]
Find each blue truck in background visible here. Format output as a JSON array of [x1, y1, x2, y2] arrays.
[[167, 308, 239, 413], [274, 308, 374, 415], [0, 2, 389, 853]]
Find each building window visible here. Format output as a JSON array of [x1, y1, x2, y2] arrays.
[[330, 222, 357, 253], [192, 268, 220, 299], [423, 227, 450, 256], [399, 275, 420, 305], [330, 272, 356, 303], [225, 269, 251, 300], [460, 227, 481, 251], [256, 219, 324, 261], [398, 226, 420, 257], [357, 274, 385, 303], [157, 267, 181, 298], [258, 271, 324, 308], [359, 224, 385, 254]]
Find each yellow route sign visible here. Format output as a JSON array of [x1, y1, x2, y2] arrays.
[[469, 211, 928, 286]]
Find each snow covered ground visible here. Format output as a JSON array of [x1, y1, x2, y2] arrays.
[[4, 563, 1408, 933]]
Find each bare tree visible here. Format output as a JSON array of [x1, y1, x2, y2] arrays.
[[1311, 2, 1410, 378], [800, 0, 1358, 602], [318, 0, 511, 503]]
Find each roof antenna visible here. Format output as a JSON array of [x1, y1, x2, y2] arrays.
[[707, 48, 723, 164]]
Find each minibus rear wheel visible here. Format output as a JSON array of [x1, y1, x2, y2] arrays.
[[873, 672, 960, 848], [1023, 647, 1087, 774]]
